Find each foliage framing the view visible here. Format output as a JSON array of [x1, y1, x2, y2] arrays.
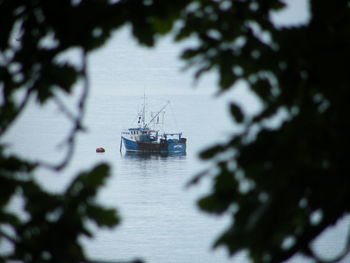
[[0, 0, 188, 262], [1, 1, 350, 263]]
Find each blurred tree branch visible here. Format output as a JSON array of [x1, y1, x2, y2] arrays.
[[2, 1, 350, 263]]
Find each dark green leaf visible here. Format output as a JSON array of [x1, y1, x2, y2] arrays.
[[199, 144, 226, 160], [86, 204, 120, 228], [229, 103, 244, 123]]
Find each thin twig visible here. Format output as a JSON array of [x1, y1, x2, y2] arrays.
[[53, 95, 79, 124], [0, 229, 18, 245], [81, 259, 143, 263], [40, 48, 89, 171]]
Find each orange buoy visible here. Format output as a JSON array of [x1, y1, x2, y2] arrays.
[[96, 147, 105, 153]]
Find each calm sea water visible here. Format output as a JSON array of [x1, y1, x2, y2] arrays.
[[3, 29, 350, 263]]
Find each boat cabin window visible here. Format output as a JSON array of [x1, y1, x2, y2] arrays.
[[130, 130, 143, 135]]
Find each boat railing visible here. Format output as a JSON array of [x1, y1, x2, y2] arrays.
[[121, 130, 130, 135], [160, 132, 184, 141], [163, 132, 182, 136]]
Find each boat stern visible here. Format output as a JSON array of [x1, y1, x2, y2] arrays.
[[164, 137, 187, 153]]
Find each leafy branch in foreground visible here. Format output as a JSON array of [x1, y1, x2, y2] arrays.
[[0, 0, 189, 263], [2, 162, 119, 263], [181, 1, 350, 262], [2, 1, 350, 263]]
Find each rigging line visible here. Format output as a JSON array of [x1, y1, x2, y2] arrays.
[[145, 101, 169, 128], [130, 112, 139, 127], [169, 101, 179, 131]]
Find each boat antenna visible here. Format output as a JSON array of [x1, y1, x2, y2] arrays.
[[145, 101, 170, 128], [142, 90, 146, 128]]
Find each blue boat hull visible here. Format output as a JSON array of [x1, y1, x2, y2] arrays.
[[122, 137, 139, 152], [121, 136, 186, 153]]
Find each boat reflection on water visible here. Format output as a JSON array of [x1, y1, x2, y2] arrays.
[[119, 151, 187, 178], [122, 151, 186, 160]]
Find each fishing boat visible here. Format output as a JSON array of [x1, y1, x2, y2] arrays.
[[120, 98, 187, 154]]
